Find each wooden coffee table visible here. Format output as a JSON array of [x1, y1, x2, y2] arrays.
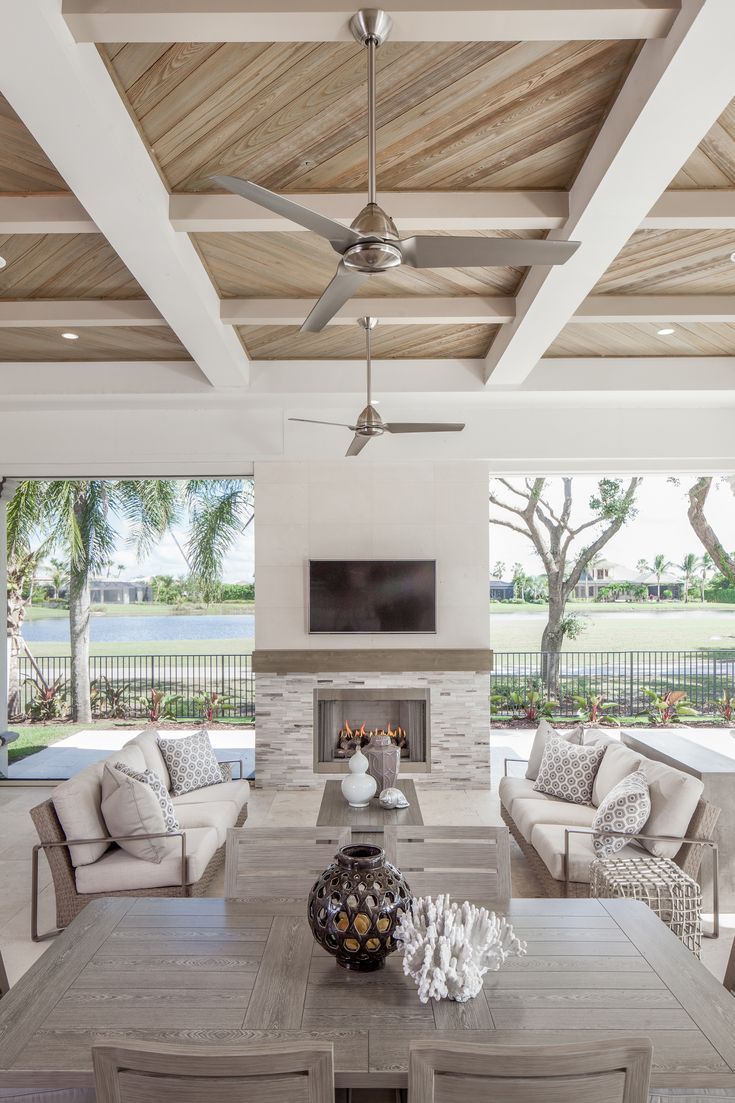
[[316, 778, 423, 828]]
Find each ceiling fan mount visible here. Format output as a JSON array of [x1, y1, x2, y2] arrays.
[[213, 7, 580, 331]]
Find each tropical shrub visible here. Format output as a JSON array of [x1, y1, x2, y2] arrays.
[[641, 688, 698, 725], [193, 691, 232, 722], [501, 683, 558, 722], [712, 690, 735, 724], [138, 688, 182, 722], [91, 675, 131, 719], [24, 675, 69, 721], [573, 693, 620, 726], [220, 582, 254, 601]]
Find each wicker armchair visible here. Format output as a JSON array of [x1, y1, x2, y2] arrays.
[[30, 796, 247, 942]]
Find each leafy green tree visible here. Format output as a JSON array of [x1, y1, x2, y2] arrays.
[[492, 560, 506, 580], [687, 477, 735, 587], [677, 552, 699, 603], [489, 477, 641, 683]]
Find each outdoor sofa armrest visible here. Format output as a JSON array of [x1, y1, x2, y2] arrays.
[[32, 829, 186, 943], [503, 757, 529, 776], [562, 826, 718, 937], [219, 758, 244, 780]]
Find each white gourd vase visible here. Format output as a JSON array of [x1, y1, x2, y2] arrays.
[[341, 747, 377, 808]]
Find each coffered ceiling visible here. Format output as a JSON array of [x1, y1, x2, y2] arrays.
[[1, 0, 735, 429]]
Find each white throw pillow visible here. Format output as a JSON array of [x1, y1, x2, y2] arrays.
[[100, 762, 174, 863], [638, 758, 704, 859], [592, 769, 651, 857], [533, 734, 605, 805], [525, 718, 584, 781], [592, 742, 643, 807], [157, 730, 223, 796]]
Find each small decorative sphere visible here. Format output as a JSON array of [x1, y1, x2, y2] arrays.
[[307, 844, 412, 971]]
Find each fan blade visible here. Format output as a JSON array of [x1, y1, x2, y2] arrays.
[[384, 422, 465, 433], [400, 236, 579, 269], [300, 263, 369, 332], [212, 175, 361, 252], [346, 433, 371, 457], [289, 417, 356, 429]]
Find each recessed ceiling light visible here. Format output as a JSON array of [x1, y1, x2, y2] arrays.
[[61, 331, 79, 340], [657, 327, 675, 336], [730, 252, 735, 263], [0, 256, 6, 270]]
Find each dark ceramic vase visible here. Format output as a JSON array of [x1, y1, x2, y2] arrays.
[[307, 843, 412, 971]]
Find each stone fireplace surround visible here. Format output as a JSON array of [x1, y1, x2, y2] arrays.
[[254, 650, 492, 790]]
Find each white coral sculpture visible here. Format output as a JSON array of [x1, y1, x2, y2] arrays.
[[395, 894, 527, 1003]]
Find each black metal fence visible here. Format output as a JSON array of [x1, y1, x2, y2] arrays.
[[491, 649, 735, 719], [19, 653, 255, 721]]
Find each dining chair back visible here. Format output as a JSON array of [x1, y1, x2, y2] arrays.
[[383, 826, 512, 905], [225, 826, 351, 901], [408, 1038, 652, 1103], [93, 1040, 334, 1103]]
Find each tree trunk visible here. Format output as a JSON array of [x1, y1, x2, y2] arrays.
[[688, 478, 735, 585], [69, 563, 91, 723], [540, 589, 566, 694]]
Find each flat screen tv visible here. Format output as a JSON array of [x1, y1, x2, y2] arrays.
[[308, 559, 436, 634]]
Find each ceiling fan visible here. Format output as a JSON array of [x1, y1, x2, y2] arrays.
[[290, 316, 465, 456], [213, 8, 580, 333]]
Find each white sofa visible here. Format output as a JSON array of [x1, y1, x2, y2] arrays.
[[499, 728, 720, 900], [30, 730, 249, 940]]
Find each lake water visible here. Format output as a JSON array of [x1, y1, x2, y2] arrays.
[[23, 613, 255, 644]]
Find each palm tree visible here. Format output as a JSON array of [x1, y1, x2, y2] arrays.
[[638, 554, 670, 600], [48, 555, 67, 601], [677, 552, 698, 603], [8, 479, 253, 723], [698, 552, 713, 602], [492, 560, 506, 580]]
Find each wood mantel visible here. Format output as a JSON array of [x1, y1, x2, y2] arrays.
[[252, 649, 493, 674]]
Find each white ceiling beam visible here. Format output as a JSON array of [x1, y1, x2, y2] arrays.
[[526, 356, 735, 391], [171, 192, 569, 233], [0, 301, 165, 327], [61, 1, 677, 43], [0, 195, 96, 234], [0, 0, 250, 390], [484, 0, 735, 387], [570, 294, 735, 323], [5, 189, 735, 235], [222, 297, 515, 326], [0, 361, 209, 395]]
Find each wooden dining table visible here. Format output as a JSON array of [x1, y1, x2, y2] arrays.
[[1, 894, 735, 1093]]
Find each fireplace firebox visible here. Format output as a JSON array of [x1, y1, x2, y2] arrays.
[[313, 687, 430, 774]]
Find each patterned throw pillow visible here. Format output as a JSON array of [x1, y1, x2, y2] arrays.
[[157, 731, 223, 796], [533, 734, 605, 805], [115, 762, 179, 832], [592, 769, 651, 858]]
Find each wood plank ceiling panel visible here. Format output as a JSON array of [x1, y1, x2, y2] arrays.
[[0, 234, 145, 299], [0, 325, 187, 361], [671, 98, 735, 188], [101, 39, 638, 193], [195, 229, 542, 298], [547, 321, 735, 357], [0, 94, 67, 194], [239, 323, 496, 359], [593, 230, 735, 295]]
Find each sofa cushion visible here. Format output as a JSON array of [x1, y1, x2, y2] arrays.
[[108, 743, 148, 775], [125, 730, 171, 791], [100, 762, 175, 864], [584, 730, 619, 750], [114, 761, 179, 833], [157, 731, 223, 796], [52, 760, 107, 868], [526, 718, 584, 781], [592, 742, 642, 806], [639, 758, 704, 859], [531, 822, 645, 884], [512, 797, 597, 844], [174, 800, 239, 846], [592, 769, 651, 858], [172, 778, 250, 814], [498, 776, 557, 815], [534, 735, 605, 805], [75, 826, 218, 893]]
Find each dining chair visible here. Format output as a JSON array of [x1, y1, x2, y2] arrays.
[[383, 826, 512, 905], [225, 826, 351, 901], [93, 1040, 334, 1103], [408, 1038, 652, 1102]]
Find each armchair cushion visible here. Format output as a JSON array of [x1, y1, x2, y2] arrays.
[[639, 758, 704, 859], [114, 761, 179, 833], [513, 796, 597, 843], [592, 741, 643, 806], [498, 775, 557, 815], [174, 800, 239, 846], [531, 822, 645, 883], [157, 730, 223, 796], [124, 730, 172, 791]]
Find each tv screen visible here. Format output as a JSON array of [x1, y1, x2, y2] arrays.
[[308, 560, 437, 634]]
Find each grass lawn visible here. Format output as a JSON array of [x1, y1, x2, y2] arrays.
[[31, 637, 255, 658], [489, 602, 735, 652]]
